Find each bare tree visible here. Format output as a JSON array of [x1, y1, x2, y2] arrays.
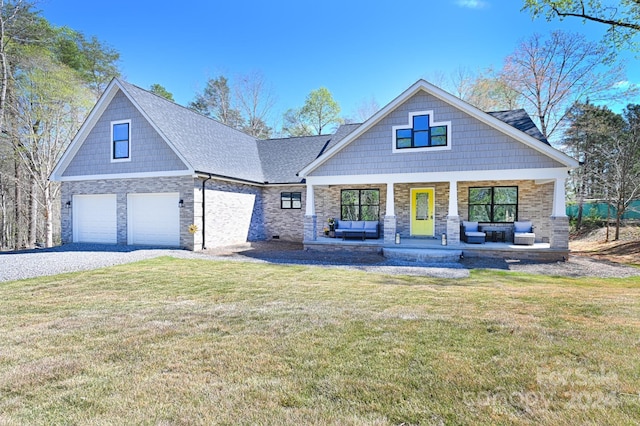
[[523, 0, 640, 51], [235, 70, 275, 138], [12, 49, 93, 246], [500, 30, 633, 140], [346, 95, 380, 123]]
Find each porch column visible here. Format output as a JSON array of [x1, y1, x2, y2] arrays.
[[550, 176, 569, 249], [446, 180, 461, 245], [384, 182, 397, 245], [304, 184, 317, 241], [552, 176, 567, 217]]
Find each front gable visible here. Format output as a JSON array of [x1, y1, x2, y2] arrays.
[[52, 81, 192, 181], [300, 80, 578, 179]]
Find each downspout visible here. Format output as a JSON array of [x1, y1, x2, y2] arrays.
[[202, 174, 212, 250]]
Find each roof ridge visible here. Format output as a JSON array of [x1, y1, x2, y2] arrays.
[[117, 78, 259, 142]]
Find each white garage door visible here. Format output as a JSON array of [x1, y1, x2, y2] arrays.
[[127, 193, 180, 247], [73, 194, 118, 244]]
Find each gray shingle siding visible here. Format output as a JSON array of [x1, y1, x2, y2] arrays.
[[63, 91, 188, 176], [310, 92, 564, 177]]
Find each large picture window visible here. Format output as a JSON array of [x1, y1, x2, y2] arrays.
[[341, 189, 379, 221], [281, 192, 301, 209], [468, 186, 518, 223]]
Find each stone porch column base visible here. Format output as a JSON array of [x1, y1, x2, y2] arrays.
[[446, 215, 461, 245], [384, 215, 397, 245], [304, 215, 317, 241], [549, 216, 569, 249]]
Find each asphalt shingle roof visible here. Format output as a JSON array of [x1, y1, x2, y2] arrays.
[[118, 80, 550, 184], [488, 109, 550, 145], [257, 135, 331, 184], [120, 80, 265, 183]]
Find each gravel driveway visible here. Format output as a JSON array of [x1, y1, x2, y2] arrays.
[[1, 242, 638, 283]]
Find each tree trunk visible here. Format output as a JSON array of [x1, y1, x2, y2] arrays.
[[605, 203, 611, 242], [29, 178, 37, 247], [13, 156, 22, 249], [44, 184, 54, 247]]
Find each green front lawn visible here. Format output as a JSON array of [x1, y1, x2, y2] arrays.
[[1, 258, 639, 425]]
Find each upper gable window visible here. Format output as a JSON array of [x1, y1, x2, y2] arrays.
[[111, 120, 131, 162], [392, 111, 451, 153]]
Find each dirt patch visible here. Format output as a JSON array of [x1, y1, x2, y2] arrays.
[[202, 241, 386, 265], [570, 226, 640, 266]]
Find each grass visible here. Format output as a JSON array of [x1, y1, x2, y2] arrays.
[[1, 257, 639, 425]]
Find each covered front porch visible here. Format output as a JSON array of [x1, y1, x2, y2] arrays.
[[302, 171, 571, 261]]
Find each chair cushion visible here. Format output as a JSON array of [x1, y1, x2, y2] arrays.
[[364, 221, 378, 230], [465, 231, 486, 237], [514, 232, 535, 237], [462, 221, 478, 232], [514, 221, 532, 233]]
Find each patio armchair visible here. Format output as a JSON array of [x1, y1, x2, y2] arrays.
[[461, 221, 486, 244], [513, 221, 535, 245]]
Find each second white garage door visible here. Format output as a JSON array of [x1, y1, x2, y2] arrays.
[[127, 193, 180, 247]]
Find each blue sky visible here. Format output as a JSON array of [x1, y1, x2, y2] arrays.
[[41, 0, 639, 126]]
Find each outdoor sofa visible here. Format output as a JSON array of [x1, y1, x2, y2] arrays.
[[334, 220, 380, 239]]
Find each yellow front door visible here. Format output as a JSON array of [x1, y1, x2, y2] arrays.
[[411, 188, 435, 236]]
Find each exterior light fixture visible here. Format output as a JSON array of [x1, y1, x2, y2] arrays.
[[178, 199, 184, 208], [65, 201, 72, 209]]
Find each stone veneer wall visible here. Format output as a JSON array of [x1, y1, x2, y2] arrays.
[[61, 176, 196, 249], [195, 178, 265, 249], [394, 183, 449, 239], [262, 186, 306, 241], [457, 180, 555, 243], [313, 184, 387, 239], [311, 180, 556, 243]]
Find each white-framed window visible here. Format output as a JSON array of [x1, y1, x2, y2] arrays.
[[392, 111, 451, 153], [111, 119, 131, 162]]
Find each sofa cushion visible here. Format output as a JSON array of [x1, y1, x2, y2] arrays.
[[337, 220, 351, 229], [462, 221, 478, 232], [351, 221, 365, 229], [364, 221, 378, 230]]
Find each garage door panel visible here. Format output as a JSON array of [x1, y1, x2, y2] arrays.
[[73, 194, 117, 244], [127, 193, 180, 246]]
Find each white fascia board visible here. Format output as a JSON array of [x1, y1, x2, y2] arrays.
[[51, 79, 121, 180], [299, 80, 578, 177], [305, 167, 571, 186], [407, 81, 579, 168], [56, 170, 196, 182], [299, 81, 427, 177], [50, 78, 194, 182]]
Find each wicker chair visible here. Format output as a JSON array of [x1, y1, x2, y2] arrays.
[[461, 221, 486, 244], [513, 221, 535, 245]]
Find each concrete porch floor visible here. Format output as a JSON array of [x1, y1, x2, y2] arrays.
[[304, 236, 568, 262]]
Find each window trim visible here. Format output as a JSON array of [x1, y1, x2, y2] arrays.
[[111, 119, 131, 162], [340, 188, 380, 221], [468, 186, 519, 223], [392, 110, 451, 153], [280, 191, 302, 209]]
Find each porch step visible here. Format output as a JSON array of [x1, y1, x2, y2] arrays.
[[382, 248, 462, 263]]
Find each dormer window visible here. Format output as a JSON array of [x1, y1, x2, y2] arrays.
[[111, 120, 131, 161], [393, 111, 451, 153]]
